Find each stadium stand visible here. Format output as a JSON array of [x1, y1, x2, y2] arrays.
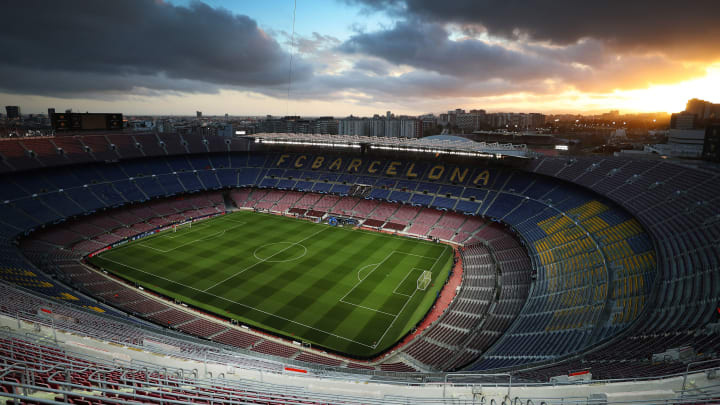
[[0, 133, 718, 400]]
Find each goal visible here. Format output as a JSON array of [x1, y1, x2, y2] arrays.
[[173, 221, 192, 232], [417, 270, 432, 291]]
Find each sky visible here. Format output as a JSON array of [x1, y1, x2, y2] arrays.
[[1, 0, 719, 117]]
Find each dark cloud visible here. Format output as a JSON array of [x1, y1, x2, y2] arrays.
[[339, 21, 570, 81], [352, 58, 393, 76], [334, 19, 707, 98], [273, 67, 555, 103], [346, 0, 720, 59], [0, 0, 310, 97]]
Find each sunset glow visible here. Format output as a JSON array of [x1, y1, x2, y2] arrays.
[[1, 1, 719, 115]]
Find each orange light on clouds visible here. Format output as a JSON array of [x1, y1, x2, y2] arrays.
[[458, 63, 720, 114]]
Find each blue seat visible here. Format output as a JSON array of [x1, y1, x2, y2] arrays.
[[455, 200, 480, 214], [197, 171, 221, 189], [370, 189, 390, 199], [276, 179, 296, 189], [294, 181, 313, 191], [135, 177, 165, 198], [410, 193, 432, 206], [330, 184, 349, 194], [438, 185, 463, 196], [40, 192, 83, 218], [258, 178, 278, 188], [90, 183, 125, 206], [215, 169, 237, 188], [238, 168, 261, 186], [431, 197, 455, 210], [312, 182, 332, 193], [389, 191, 411, 203], [157, 174, 185, 194]]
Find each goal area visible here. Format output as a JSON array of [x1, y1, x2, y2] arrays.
[[417, 270, 432, 291]]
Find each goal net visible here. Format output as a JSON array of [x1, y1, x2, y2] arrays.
[[417, 270, 432, 291], [173, 221, 192, 232]]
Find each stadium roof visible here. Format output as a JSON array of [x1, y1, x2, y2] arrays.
[[246, 133, 530, 159]]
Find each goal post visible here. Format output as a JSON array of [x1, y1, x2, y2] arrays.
[[173, 221, 192, 232], [417, 270, 432, 291]]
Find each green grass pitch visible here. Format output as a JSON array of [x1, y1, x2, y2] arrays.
[[88, 210, 453, 357]]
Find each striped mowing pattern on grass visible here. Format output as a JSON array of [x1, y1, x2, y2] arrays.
[[89, 211, 453, 357]]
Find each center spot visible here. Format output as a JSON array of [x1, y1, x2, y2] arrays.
[[253, 242, 307, 263]]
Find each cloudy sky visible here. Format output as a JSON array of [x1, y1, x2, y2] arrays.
[[1, 0, 719, 116]]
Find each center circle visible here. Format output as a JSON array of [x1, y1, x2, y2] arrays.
[[253, 242, 307, 262]]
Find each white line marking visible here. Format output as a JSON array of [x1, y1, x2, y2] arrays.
[[372, 244, 450, 348], [203, 226, 329, 292], [356, 263, 378, 281], [99, 211, 451, 348], [339, 250, 396, 302], [394, 251, 438, 260], [139, 223, 245, 253], [92, 253, 375, 348], [340, 250, 437, 303], [163, 220, 217, 239], [252, 242, 307, 263], [392, 267, 427, 297], [339, 299, 397, 317], [217, 217, 248, 224]]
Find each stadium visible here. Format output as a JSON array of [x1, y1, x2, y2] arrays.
[[0, 131, 718, 404]]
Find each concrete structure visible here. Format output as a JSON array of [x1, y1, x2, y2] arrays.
[[651, 129, 707, 158]]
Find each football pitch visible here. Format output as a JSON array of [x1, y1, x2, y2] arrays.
[[88, 210, 453, 357]]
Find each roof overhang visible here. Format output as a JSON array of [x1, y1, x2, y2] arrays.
[[246, 133, 531, 159]]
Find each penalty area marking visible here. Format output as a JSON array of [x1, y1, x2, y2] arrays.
[[372, 244, 450, 349], [357, 263, 378, 281]]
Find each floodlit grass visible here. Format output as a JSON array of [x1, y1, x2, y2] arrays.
[[89, 210, 453, 357]]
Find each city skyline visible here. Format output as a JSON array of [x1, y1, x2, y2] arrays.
[[1, 0, 719, 116]]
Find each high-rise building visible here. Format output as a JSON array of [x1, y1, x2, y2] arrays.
[[314, 117, 338, 134], [5, 106, 20, 119], [670, 112, 696, 129], [371, 116, 385, 137], [527, 113, 546, 129], [686, 98, 720, 120], [338, 117, 371, 136], [196, 111, 202, 118], [47, 108, 55, 118], [456, 109, 486, 132]]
